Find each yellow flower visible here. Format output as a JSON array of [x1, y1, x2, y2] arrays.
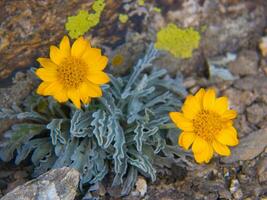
[[36, 36, 109, 108], [169, 88, 239, 164]]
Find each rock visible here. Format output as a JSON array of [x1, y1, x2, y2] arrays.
[[222, 128, 267, 163], [228, 50, 259, 76], [135, 176, 147, 197], [0, 71, 38, 136], [234, 115, 252, 137], [246, 103, 267, 125], [1, 167, 80, 200], [259, 36, 267, 57], [234, 76, 267, 94], [230, 179, 243, 200], [257, 156, 267, 183], [223, 88, 257, 113], [0, 1, 124, 80]]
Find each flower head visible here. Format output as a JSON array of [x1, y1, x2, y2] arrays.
[[169, 88, 239, 163], [36, 36, 109, 108]]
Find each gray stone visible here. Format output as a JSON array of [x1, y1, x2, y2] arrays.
[[222, 128, 267, 163], [228, 50, 259, 76], [257, 156, 267, 183], [246, 103, 267, 125], [1, 167, 80, 200], [234, 76, 267, 94]]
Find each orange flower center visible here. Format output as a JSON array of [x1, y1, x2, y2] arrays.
[[57, 57, 87, 89], [192, 110, 223, 142]]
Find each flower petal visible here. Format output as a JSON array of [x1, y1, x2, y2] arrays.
[[59, 36, 70, 57], [169, 112, 194, 131], [44, 81, 62, 95], [216, 127, 239, 146], [213, 97, 228, 115], [212, 140, 230, 156], [195, 88, 205, 107], [37, 58, 58, 69], [182, 95, 201, 119], [53, 88, 68, 103], [35, 68, 57, 82], [86, 81, 103, 97], [82, 48, 101, 65], [50, 45, 66, 65], [36, 82, 51, 95], [95, 56, 108, 71], [192, 136, 209, 154], [67, 89, 81, 109], [222, 110, 237, 120], [178, 132, 196, 150], [79, 82, 92, 104], [203, 88, 216, 110], [87, 71, 110, 84], [71, 37, 90, 58], [194, 144, 213, 163]]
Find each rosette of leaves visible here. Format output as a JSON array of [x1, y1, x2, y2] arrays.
[[0, 45, 188, 196]]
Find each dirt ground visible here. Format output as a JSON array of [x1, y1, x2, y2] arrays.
[[0, 0, 267, 199]]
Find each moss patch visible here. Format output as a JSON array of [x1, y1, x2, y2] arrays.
[[155, 23, 201, 59], [65, 0, 106, 39]]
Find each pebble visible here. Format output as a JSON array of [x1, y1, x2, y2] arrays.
[[136, 176, 147, 197], [230, 179, 243, 200]]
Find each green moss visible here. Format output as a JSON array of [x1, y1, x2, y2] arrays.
[[119, 14, 128, 23], [155, 23, 201, 59], [65, 0, 106, 39], [153, 7, 161, 13], [138, 0, 145, 6]]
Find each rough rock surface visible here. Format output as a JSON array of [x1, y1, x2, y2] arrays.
[[222, 128, 267, 163], [1, 167, 80, 200]]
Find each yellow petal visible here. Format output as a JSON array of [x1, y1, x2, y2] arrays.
[[86, 81, 103, 97], [222, 110, 237, 120], [87, 71, 110, 84], [44, 81, 62, 96], [182, 95, 201, 119], [59, 36, 70, 56], [37, 58, 58, 69], [194, 144, 213, 164], [178, 132, 196, 150], [82, 96, 91, 104], [82, 48, 101, 65], [195, 88, 205, 106], [79, 82, 92, 104], [169, 112, 194, 131], [192, 136, 209, 154], [95, 56, 108, 70], [50, 45, 66, 65], [35, 68, 57, 82], [194, 152, 206, 164], [67, 89, 81, 109], [53, 89, 68, 103], [212, 140, 230, 156], [213, 97, 228, 115], [203, 88, 216, 110], [36, 82, 51, 95], [71, 37, 90, 58], [216, 127, 239, 146]]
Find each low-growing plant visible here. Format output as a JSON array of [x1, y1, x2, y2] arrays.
[[0, 45, 188, 196]]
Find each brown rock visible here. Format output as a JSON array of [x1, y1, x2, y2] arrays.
[[228, 50, 259, 76], [0, 0, 123, 80], [257, 156, 267, 183], [234, 75, 267, 94], [246, 103, 267, 125], [223, 88, 257, 113], [222, 128, 267, 163], [1, 167, 80, 200]]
